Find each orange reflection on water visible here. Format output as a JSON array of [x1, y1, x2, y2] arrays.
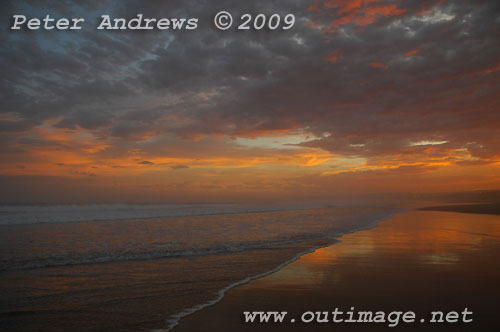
[[261, 211, 500, 288]]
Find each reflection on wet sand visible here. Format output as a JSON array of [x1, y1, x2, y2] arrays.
[[174, 211, 500, 332], [267, 211, 500, 287]]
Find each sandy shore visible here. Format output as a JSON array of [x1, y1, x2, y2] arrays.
[[173, 210, 500, 331], [419, 203, 500, 215]]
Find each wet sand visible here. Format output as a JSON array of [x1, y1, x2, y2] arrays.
[[173, 210, 500, 332]]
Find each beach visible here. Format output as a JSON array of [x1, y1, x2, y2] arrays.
[[1, 205, 499, 332], [3, 0, 500, 331], [173, 209, 500, 332], [0, 205, 395, 332]]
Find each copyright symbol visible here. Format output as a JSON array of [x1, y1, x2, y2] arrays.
[[214, 11, 233, 30]]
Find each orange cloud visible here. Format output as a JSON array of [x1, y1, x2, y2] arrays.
[[482, 60, 500, 74], [325, 50, 342, 63], [368, 62, 388, 69], [402, 48, 420, 57], [418, 0, 447, 15], [309, 0, 407, 33], [0, 121, 335, 178]]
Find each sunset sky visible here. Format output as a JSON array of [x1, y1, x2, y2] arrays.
[[1, 0, 499, 203]]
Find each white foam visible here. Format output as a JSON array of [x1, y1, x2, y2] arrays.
[[158, 210, 402, 332]]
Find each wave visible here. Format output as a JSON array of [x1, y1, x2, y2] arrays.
[[0, 237, 321, 272], [0, 203, 324, 225], [158, 210, 401, 332], [0, 207, 402, 272]]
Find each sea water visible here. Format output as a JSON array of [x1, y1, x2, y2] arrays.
[[0, 204, 398, 332]]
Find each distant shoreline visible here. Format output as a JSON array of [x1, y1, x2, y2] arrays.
[[419, 203, 500, 215]]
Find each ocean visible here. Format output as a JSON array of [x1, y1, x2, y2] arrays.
[[0, 204, 397, 332]]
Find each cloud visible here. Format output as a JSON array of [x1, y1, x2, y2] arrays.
[[455, 159, 497, 167], [368, 62, 388, 69], [0, 0, 499, 201], [169, 164, 189, 169], [308, 0, 408, 32], [402, 48, 420, 57]]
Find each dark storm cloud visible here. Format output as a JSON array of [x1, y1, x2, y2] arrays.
[[1, 0, 499, 163]]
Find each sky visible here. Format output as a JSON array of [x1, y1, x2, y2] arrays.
[[0, 0, 499, 204]]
